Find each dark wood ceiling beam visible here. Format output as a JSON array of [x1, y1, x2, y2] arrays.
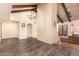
[[61, 3, 71, 22], [11, 9, 36, 13], [12, 5, 37, 8], [12, 5, 37, 13], [57, 14, 63, 23], [33, 8, 37, 12]]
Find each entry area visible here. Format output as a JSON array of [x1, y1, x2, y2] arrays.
[[1, 3, 79, 56]]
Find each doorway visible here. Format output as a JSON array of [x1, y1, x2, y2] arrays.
[[27, 23, 32, 38]]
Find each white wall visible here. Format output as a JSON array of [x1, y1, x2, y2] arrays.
[[11, 11, 37, 39], [37, 3, 57, 44], [0, 3, 12, 20], [71, 20, 79, 34], [57, 20, 79, 36], [0, 3, 12, 41], [2, 21, 19, 39]]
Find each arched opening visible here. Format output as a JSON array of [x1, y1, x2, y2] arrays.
[[27, 23, 32, 38]]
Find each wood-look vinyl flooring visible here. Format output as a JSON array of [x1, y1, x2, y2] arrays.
[[0, 38, 79, 56]]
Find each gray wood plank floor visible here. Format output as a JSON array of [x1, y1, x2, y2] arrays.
[[0, 38, 79, 56]]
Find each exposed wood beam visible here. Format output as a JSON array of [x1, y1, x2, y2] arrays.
[[61, 3, 71, 22], [12, 5, 37, 8], [33, 7, 37, 12], [11, 9, 36, 13], [11, 8, 37, 13], [57, 14, 63, 23], [12, 5, 37, 13]]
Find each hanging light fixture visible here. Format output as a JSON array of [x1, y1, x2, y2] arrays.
[[67, 8, 72, 18]]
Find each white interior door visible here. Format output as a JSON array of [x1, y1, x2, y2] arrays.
[[27, 24, 32, 38]]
